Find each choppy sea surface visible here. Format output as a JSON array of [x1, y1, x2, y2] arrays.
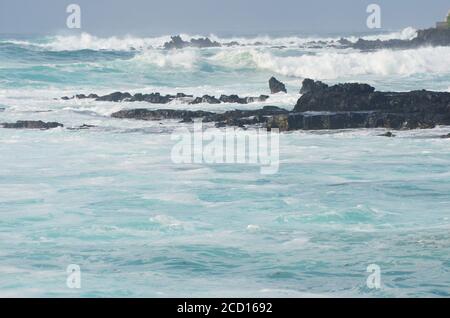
[[0, 29, 450, 297]]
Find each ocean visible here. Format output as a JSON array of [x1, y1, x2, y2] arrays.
[[0, 28, 450, 297]]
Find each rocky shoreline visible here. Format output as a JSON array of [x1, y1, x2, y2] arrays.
[[3, 78, 450, 135], [61, 92, 270, 105], [347, 28, 450, 51], [108, 78, 450, 132], [160, 27, 450, 51]]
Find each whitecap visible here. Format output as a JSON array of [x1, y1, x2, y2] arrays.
[[210, 46, 450, 79]]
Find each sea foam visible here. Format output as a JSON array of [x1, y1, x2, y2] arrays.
[[210, 46, 450, 79], [0, 27, 418, 51]]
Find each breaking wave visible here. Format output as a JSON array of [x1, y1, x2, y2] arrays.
[[0, 28, 418, 51], [210, 46, 450, 79], [130, 49, 199, 69]]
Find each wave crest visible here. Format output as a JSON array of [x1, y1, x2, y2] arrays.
[[131, 49, 199, 69], [210, 46, 450, 79], [0, 28, 418, 51]]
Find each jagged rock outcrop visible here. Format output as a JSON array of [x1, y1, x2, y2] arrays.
[[108, 79, 450, 131], [269, 77, 287, 94], [218, 94, 269, 104], [111, 106, 288, 128], [96, 92, 132, 102], [1, 120, 63, 129], [263, 78, 450, 131], [267, 112, 438, 131], [163, 35, 221, 49], [62, 91, 269, 105], [129, 93, 172, 104], [295, 79, 450, 114], [351, 27, 450, 50], [189, 95, 221, 105], [203, 106, 289, 128], [82, 78, 450, 132], [111, 109, 215, 121]]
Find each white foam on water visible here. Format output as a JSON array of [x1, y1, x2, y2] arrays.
[[348, 27, 418, 42], [0, 28, 418, 51], [210, 46, 450, 79], [131, 48, 199, 69]]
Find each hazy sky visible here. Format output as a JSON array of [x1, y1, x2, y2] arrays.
[[0, 0, 449, 35]]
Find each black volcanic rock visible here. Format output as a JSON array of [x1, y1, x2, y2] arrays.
[[129, 93, 172, 103], [337, 38, 353, 46], [351, 27, 450, 50], [163, 35, 221, 49], [267, 111, 437, 131], [379, 131, 396, 137], [1, 120, 63, 129], [65, 91, 267, 105], [219, 94, 247, 104], [261, 78, 450, 131], [203, 106, 289, 128], [415, 27, 450, 46], [111, 109, 215, 121], [176, 93, 194, 98], [190, 37, 221, 48], [96, 92, 132, 102], [189, 95, 221, 104], [295, 79, 450, 114], [300, 78, 328, 94], [163, 36, 188, 49], [67, 124, 97, 131], [111, 106, 288, 129], [97, 79, 450, 132], [219, 94, 269, 104], [269, 77, 287, 94], [62, 94, 99, 100]]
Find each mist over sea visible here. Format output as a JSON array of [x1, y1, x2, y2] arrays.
[[1, 28, 450, 297]]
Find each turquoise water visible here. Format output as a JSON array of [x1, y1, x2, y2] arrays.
[[0, 31, 450, 297]]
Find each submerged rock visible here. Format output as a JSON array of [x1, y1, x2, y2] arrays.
[[1, 120, 63, 130], [67, 124, 97, 131], [269, 77, 287, 94], [61, 94, 99, 100], [379, 131, 396, 137]]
